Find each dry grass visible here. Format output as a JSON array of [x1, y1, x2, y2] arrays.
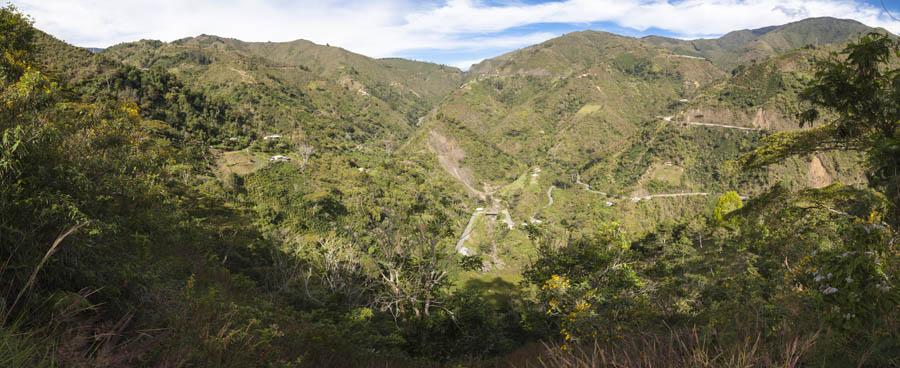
[[520, 328, 820, 368], [3, 222, 88, 324], [216, 150, 267, 176]]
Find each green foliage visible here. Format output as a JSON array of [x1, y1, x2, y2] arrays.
[[524, 223, 648, 344], [741, 32, 899, 226], [2, 5, 897, 366], [0, 5, 34, 82], [713, 190, 744, 225], [402, 279, 532, 361], [0, 323, 51, 368]]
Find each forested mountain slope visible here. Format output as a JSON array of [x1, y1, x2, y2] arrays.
[[401, 19, 877, 271], [2, 6, 897, 367], [102, 35, 463, 149]]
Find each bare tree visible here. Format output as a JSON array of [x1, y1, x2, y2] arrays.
[[266, 232, 375, 307], [371, 224, 452, 321], [309, 234, 375, 306]]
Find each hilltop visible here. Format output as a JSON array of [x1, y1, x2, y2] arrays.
[[643, 17, 876, 69]]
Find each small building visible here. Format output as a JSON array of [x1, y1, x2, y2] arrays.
[[269, 155, 291, 162]]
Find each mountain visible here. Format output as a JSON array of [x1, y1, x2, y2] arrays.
[[100, 35, 463, 152], [398, 18, 877, 270], [4, 6, 897, 366], [643, 17, 877, 70]]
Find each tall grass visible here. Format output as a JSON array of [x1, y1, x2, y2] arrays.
[[0, 224, 87, 368], [0, 322, 53, 368], [527, 328, 819, 368], [3, 222, 88, 325]]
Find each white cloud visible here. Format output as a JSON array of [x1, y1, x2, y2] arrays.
[[404, 0, 899, 36], [11, 0, 900, 65], [447, 57, 486, 70]]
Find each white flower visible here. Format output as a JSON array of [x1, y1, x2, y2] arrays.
[[822, 286, 838, 295]]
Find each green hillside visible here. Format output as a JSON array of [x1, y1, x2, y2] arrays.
[[406, 22, 872, 272], [1, 5, 897, 367], [101, 35, 462, 151]]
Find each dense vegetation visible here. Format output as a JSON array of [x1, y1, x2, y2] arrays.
[[1, 6, 897, 367]]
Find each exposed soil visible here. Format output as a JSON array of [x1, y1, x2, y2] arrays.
[[428, 130, 486, 200], [807, 155, 833, 188]]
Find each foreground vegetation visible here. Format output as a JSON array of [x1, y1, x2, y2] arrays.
[[1, 6, 897, 367]]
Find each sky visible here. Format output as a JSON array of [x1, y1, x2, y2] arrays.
[[12, 0, 900, 70]]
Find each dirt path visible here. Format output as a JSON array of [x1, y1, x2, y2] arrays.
[[575, 173, 606, 195], [630, 192, 709, 202], [666, 54, 707, 60], [662, 115, 762, 131], [455, 208, 484, 255], [500, 209, 515, 230], [685, 122, 762, 131]]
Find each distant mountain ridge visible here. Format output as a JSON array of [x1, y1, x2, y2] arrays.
[[100, 33, 464, 152], [642, 17, 879, 69]]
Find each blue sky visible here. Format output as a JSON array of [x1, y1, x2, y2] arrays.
[[13, 0, 900, 69]]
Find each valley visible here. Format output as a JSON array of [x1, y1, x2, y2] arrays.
[[1, 5, 897, 367]]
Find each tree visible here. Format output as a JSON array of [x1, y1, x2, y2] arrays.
[[0, 5, 34, 82], [735, 34, 899, 363], [739, 32, 899, 227], [371, 222, 453, 321], [713, 191, 744, 226], [523, 223, 647, 344]]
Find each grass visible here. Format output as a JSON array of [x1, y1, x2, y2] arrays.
[[0, 222, 92, 368], [639, 163, 686, 189], [216, 150, 270, 176], [0, 324, 52, 368], [574, 104, 602, 117], [529, 328, 820, 368]]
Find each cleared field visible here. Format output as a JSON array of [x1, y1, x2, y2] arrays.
[[216, 150, 268, 176]]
